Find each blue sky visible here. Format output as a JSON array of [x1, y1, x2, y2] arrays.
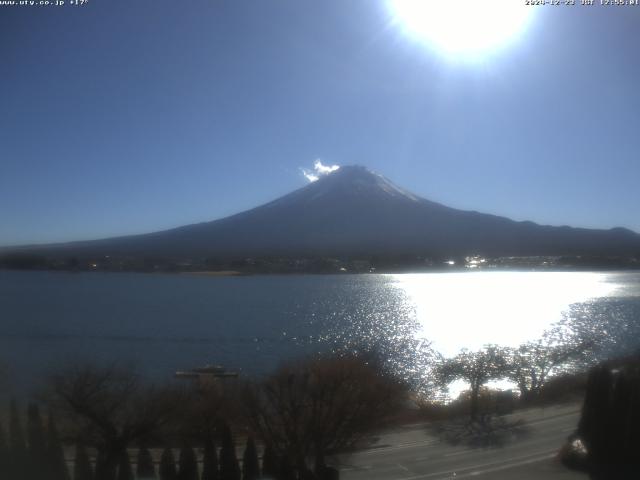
[[1, 0, 639, 246]]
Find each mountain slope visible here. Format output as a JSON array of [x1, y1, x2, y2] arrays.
[[6, 165, 640, 259]]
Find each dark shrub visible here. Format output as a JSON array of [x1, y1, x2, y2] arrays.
[[178, 446, 198, 480], [74, 443, 94, 480], [159, 448, 178, 480], [116, 450, 134, 480], [242, 437, 259, 480], [137, 446, 156, 479], [201, 440, 219, 480], [219, 424, 240, 480]]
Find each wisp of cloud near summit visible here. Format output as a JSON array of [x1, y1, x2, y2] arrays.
[[302, 160, 341, 183]]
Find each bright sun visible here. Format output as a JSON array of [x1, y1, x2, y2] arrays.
[[388, 0, 535, 58]]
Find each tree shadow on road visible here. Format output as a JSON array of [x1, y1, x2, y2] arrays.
[[429, 414, 532, 448]]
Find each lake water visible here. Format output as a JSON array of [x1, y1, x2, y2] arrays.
[[1, 270, 639, 395]]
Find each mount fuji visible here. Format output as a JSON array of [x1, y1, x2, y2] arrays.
[[5, 165, 640, 260]]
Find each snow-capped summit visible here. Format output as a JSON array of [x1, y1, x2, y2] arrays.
[[265, 165, 421, 210], [306, 165, 421, 203]]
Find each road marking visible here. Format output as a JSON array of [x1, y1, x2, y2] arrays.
[[443, 448, 477, 458], [340, 465, 372, 472], [412, 454, 439, 462], [522, 411, 580, 426], [399, 449, 557, 480], [359, 439, 440, 455], [452, 453, 555, 478]]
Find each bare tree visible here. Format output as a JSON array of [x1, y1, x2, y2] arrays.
[[439, 345, 508, 421], [49, 365, 181, 480], [506, 324, 594, 402], [243, 354, 407, 475], [176, 379, 242, 446]]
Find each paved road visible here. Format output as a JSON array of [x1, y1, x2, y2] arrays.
[[338, 403, 588, 480]]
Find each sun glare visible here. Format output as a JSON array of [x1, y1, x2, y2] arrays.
[[390, 272, 620, 356], [388, 0, 535, 58]]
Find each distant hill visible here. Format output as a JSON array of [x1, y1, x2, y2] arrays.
[[3, 165, 640, 260]]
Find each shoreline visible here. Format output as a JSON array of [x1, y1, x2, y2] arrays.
[[2, 265, 640, 276], [180, 270, 245, 277]]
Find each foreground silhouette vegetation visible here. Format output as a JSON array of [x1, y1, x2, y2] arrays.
[[1, 305, 635, 480], [0, 353, 408, 480], [559, 354, 640, 479]]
